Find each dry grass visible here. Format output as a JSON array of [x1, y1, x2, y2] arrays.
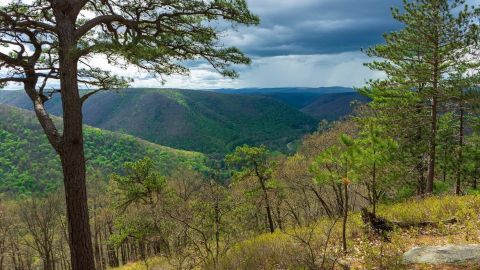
[[109, 257, 171, 270], [113, 195, 480, 270], [347, 195, 480, 270]]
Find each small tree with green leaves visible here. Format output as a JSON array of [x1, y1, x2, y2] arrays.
[[310, 134, 357, 253], [226, 145, 277, 233], [109, 158, 171, 265], [354, 122, 398, 215], [110, 158, 168, 211]]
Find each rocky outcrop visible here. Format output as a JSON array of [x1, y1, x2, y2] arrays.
[[403, 245, 480, 265]]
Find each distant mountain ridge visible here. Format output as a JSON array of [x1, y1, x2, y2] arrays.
[[207, 87, 368, 120], [210, 86, 355, 95], [300, 92, 369, 120], [0, 89, 318, 155]]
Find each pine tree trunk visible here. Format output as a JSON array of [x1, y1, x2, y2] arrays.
[[426, 94, 438, 194], [455, 106, 464, 195], [53, 9, 96, 269], [415, 104, 426, 196], [60, 147, 94, 270], [426, 20, 441, 194]]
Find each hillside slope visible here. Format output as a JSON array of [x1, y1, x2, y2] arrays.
[[300, 92, 370, 120], [247, 92, 326, 109], [208, 88, 369, 120], [0, 89, 318, 154], [0, 104, 206, 194]]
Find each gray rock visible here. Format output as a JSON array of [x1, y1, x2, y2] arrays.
[[403, 244, 480, 265]]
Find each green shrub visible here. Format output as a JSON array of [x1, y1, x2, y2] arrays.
[[215, 220, 345, 270]]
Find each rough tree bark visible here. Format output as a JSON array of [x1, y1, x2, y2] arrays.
[[53, 6, 95, 269]]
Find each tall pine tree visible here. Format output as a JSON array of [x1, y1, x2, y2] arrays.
[[361, 0, 479, 194]]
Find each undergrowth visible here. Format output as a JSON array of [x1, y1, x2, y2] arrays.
[[113, 195, 480, 270]]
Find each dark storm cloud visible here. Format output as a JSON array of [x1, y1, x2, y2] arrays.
[[227, 0, 404, 56]]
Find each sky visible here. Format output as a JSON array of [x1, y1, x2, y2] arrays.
[[74, 0, 406, 90], [2, 0, 478, 90], [0, 0, 417, 89], [152, 0, 405, 89]]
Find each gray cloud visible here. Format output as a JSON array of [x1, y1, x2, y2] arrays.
[[1, 0, 449, 90], [150, 0, 407, 89], [224, 0, 404, 57]]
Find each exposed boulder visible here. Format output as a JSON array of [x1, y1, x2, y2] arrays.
[[403, 245, 480, 265]]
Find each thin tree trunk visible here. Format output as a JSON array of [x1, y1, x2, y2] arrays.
[[473, 173, 478, 190], [94, 228, 102, 270], [372, 160, 377, 215], [342, 182, 348, 253], [414, 102, 426, 196], [253, 162, 275, 233], [260, 179, 275, 233], [310, 187, 333, 218], [120, 242, 126, 265], [455, 106, 464, 195], [107, 225, 120, 267], [214, 195, 220, 269], [99, 227, 106, 270], [286, 201, 302, 226], [333, 182, 344, 215], [442, 144, 448, 182], [275, 202, 283, 231], [93, 204, 103, 270], [443, 153, 447, 182], [426, 96, 438, 194]]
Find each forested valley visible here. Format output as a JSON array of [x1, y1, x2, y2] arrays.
[[0, 0, 479, 269], [1, 106, 479, 269]]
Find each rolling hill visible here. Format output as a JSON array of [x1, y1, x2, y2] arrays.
[[209, 88, 369, 120], [300, 92, 370, 120], [0, 104, 206, 195], [246, 92, 326, 109], [0, 89, 318, 154]]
